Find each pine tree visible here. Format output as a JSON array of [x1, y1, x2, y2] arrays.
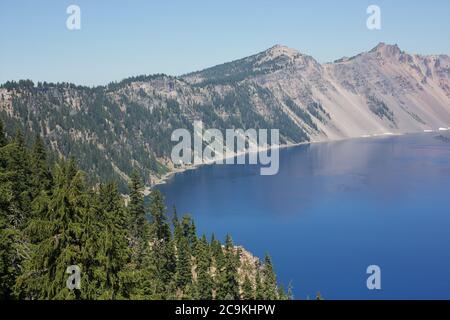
[[0, 120, 7, 147], [0, 135, 11, 298], [172, 207, 183, 247], [210, 233, 224, 270], [17, 159, 89, 299], [0, 150, 16, 299], [136, 234, 160, 299], [254, 263, 264, 300], [30, 135, 52, 197], [127, 220, 159, 300], [195, 234, 213, 299], [5, 128, 32, 229], [0, 129, 284, 301], [262, 253, 278, 300], [0, 131, 32, 299], [210, 233, 224, 296], [82, 183, 132, 299], [241, 275, 254, 300], [181, 214, 197, 252], [172, 206, 179, 229], [128, 170, 146, 246], [150, 189, 171, 241], [149, 189, 176, 297], [175, 235, 192, 297], [126, 171, 160, 299], [0, 214, 16, 300], [277, 284, 287, 300], [217, 234, 240, 300]]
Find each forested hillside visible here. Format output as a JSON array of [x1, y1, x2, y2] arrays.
[[0, 77, 308, 191], [0, 120, 288, 300], [1, 43, 449, 191]]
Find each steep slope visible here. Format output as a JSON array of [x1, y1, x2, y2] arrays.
[[1, 43, 449, 190], [320, 43, 450, 138], [184, 43, 450, 140]]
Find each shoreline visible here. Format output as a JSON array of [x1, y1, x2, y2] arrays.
[[146, 141, 302, 194], [146, 130, 416, 193]]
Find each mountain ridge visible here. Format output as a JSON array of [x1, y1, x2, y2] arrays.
[[1, 43, 449, 190]]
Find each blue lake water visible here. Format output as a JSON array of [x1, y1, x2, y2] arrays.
[[157, 134, 450, 300]]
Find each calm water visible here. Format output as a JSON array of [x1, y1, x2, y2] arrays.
[[157, 134, 450, 300]]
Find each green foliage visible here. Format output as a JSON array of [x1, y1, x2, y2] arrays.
[[17, 159, 88, 299], [175, 236, 192, 296], [0, 70, 314, 192], [186, 48, 293, 87], [148, 189, 176, 296], [255, 264, 264, 300], [82, 183, 132, 299], [0, 176, 16, 299], [284, 97, 318, 131], [367, 96, 396, 123], [149, 190, 171, 242], [241, 276, 254, 300], [195, 235, 213, 299], [0, 120, 7, 147], [262, 254, 278, 300], [0, 133, 286, 300], [216, 235, 240, 300], [30, 135, 53, 197], [128, 170, 146, 246], [307, 102, 330, 124]]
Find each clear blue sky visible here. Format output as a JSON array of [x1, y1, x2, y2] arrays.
[[1, 0, 449, 86]]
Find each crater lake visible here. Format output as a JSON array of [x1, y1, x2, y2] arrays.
[[157, 133, 450, 299]]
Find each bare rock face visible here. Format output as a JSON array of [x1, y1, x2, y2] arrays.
[[1, 43, 450, 188], [184, 43, 450, 141]]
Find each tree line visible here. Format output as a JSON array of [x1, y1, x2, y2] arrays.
[[0, 119, 290, 300]]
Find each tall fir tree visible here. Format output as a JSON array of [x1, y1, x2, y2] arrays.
[[17, 159, 89, 299], [0, 120, 7, 147], [6, 128, 32, 229], [0, 129, 32, 299], [262, 254, 278, 300], [128, 170, 146, 247], [149, 189, 176, 297], [254, 262, 264, 300], [175, 235, 192, 298], [241, 275, 254, 300], [217, 234, 240, 300], [195, 234, 213, 299], [210, 233, 224, 296], [81, 183, 133, 299], [30, 135, 52, 197], [126, 171, 160, 299], [0, 139, 16, 298], [181, 214, 198, 253], [172, 207, 183, 247], [150, 189, 171, 241]]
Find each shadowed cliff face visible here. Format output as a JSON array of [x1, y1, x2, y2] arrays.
[[1, 43, 449, 188]]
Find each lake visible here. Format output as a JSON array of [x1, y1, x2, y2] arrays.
[[157, 133, 450, 299]]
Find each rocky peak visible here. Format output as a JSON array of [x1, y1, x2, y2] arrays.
[[369, 42, 402, 57], [264, 44, 301, 59], [256, 44, 319, 71]]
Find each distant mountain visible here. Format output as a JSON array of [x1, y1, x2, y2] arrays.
[[1, 43, 449, 190]]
